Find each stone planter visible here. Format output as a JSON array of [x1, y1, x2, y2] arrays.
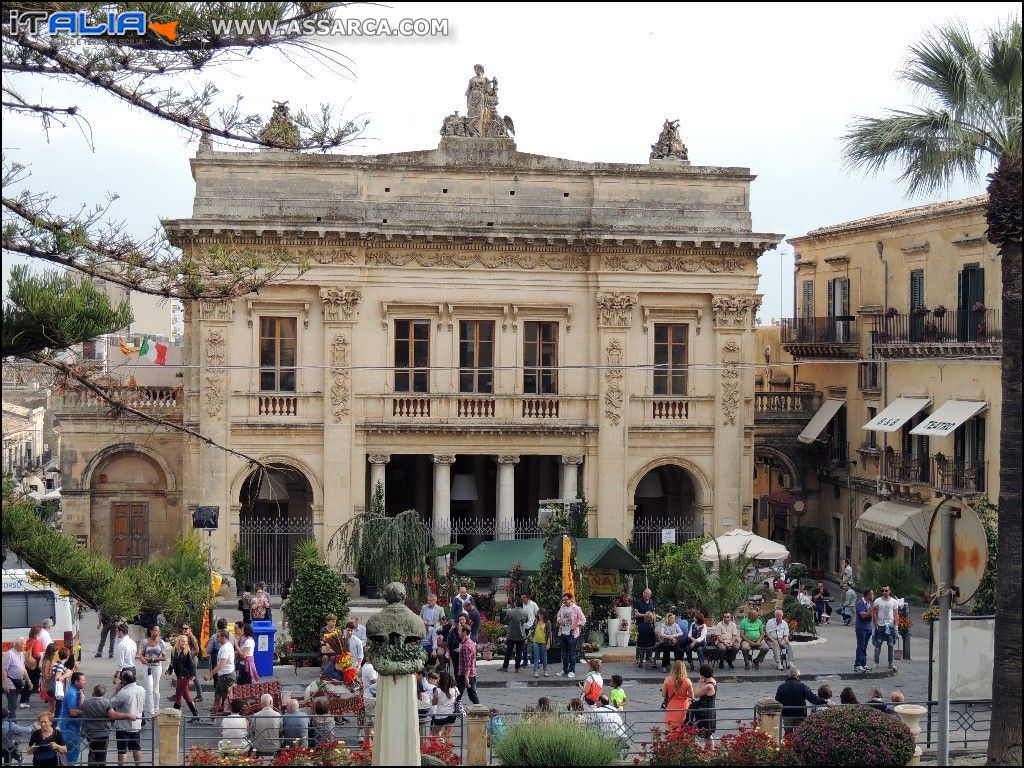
[[894, 703, 926, 766]]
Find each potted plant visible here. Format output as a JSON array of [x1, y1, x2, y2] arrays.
[[923, 320, 940, 340], [932, 305, 947, 317], [911, 305, 929, 316], [971, 301, 986, 312], [885, 306, 899, 318]]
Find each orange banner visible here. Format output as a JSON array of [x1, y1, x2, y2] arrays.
[[199, 602, 211, 658], [562, 535, 575, 600]]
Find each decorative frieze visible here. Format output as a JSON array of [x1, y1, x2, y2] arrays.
[[711, 294, 761, 329], [205, 329, 226, 367], [203, 371, 225, 418], [198, 299, 232, 321], [596, 293, 638, 328], [602, 254, 748, 273], [720, 339, 742, 426], [432, 454, 457, 465], [603, 339, 625, 426], [365, 249, 589, 271], [329, 334, 351, 422], [321, 287, 362, 323]]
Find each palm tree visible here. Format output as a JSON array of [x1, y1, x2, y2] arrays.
[[842, 18, 1021, 764]]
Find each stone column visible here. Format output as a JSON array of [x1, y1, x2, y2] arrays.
[[754, 697, 783, 742], [156, 707, 181, 766], [374, 674, 420, 766], [560, 455, 584, 500], [496, 456, 519, 540], [432, 455, 456, 571], [368, 454, 390, 510], [465, 704, 491, 767]]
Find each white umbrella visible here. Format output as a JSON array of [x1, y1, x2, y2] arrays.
[[701, 529, 790, 562]]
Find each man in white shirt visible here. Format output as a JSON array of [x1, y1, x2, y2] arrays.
[[250, 693, 283, 757], [219, 699, 249, 751], [107, 669, 146, 765], [38, 619, 54, 652], [711, 612, 740, 669], [592, 694, 627, 740], [204, 630, 236, 716], [345, 622, 364, 666], [520, 593, 540, 631], [872, 585, 899, 670], [764, 609, 794, 670], [112, 624, 138, 682]]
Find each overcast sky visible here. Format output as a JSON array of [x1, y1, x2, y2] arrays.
[[3, 2, 1017, 321]]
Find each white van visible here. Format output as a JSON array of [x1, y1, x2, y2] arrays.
[[1, 569, 81, 657]]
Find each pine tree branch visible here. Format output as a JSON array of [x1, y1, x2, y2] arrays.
[[27, 353, 265, 471]]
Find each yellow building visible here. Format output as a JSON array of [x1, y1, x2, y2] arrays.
[[781, 195, 1001, 572], [55, 71, 781, 586]]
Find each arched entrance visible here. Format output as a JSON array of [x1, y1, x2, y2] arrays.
[[631, 464, 701, 558], [89, 450, 169, 566], [239, 463, 314, 594]]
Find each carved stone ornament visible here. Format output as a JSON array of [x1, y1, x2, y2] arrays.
[[204, 371, 226, 418], [433, 455, 457, 465], [604, 339, 625, 425], [365, 582, 428, 676], [712, 295, 762, 329], [650, 119, 689, 160], [597, 293, 638, 328], [329, 335, 351, 422], [306, 248, 358, 265], [321, 287, 362, 323], [365, 249, 588, 271], [603, 254, 748, 273], [205, 329, 227, 367], [720, 339, 742, 426], [198, 300, 232, 321], [441, 64, 515, 138]]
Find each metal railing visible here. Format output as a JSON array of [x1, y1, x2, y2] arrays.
[[631, 518, 704, 559], [871, 309, 1001, 346], [484, 700, 991, 762], [179, 708, 464, 765], [882, 452, 929, 484], [0, 717, 159, 766], [238, 516, 315, 594], [931, 457, 985, 494], [436, 517, 545, 543], [781, 316, 858, 346]]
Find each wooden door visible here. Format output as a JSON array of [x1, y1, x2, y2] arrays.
[[112, 502, 148, 567]]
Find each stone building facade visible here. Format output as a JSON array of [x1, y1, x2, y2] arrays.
[[776, 196, 1001, 573], [57, 71, 779, 584]]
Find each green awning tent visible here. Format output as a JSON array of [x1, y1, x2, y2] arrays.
[[453, 538, 644, 578]]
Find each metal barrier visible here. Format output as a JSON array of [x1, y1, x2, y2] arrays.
[[178, 708, 465, 764], [238, 516, 315, 594], [0, 717, 159, 766]]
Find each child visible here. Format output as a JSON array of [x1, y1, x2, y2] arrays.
[[484, 708, 506, 747], [817, 684, 834, 711], [608, 674, 627, 710], [421, 671, 439, 705]]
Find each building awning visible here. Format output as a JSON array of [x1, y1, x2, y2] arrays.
[[797, 398, 845, 444], [453, 538, 644, 578], [910, 400, 988, 437], [857, 501, 929, 548], [863, 397, 932, 432]]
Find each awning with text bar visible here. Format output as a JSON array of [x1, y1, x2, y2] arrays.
[[797, 398, 845, 444], [909, 400, 987, 437], [863, 397, 932, 432]]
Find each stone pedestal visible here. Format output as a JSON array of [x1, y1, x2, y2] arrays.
[[894, 703, 927, 766], [465, 704, 491, 766], [373, 674, 420, 766], [754, 697, 782, 742], [156, 708, 181, 766]]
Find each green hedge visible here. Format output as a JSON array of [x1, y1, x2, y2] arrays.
[[493, 719, 622, 766]]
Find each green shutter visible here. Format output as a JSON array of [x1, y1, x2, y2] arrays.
[[802, 280, 813, 319], [910, 270, 924, 310], [827, 279, 835, 318]]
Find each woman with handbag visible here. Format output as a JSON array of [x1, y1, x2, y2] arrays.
[[27, 712, 68, 766], [688, 663, 718, 749], [38, 644, 58, 713]]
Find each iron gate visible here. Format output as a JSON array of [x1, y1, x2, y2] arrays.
[[631, 516, 703, 559], [238, 515, 314, 594]]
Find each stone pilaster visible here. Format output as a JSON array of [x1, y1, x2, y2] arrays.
[[368, 454, 390, 510], [431, 455, 456, 553], [197, 302, 232, 565], [559, 455, 584, 501]]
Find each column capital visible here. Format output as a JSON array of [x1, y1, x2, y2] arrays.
[[367, 454, 391, 465], [560, 455, 585, 466], [432, 454, 457, 465], [496, 455, 521, 466]]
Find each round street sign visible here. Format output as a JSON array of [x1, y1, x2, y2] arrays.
[[927, 498, 988, 606]]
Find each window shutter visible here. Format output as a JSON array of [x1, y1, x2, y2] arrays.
[[910, 270, 924, 310], [826, 279, 835, 318], [802, 280, 813, 318], [975, 268, 985, 306], [840, 277, 850, 316]]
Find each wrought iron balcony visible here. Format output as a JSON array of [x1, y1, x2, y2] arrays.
[[871, 309, 1001, 358], [882, 452, 929, 485], [781, 317, 860, 358], [931, 456, 985, 496]]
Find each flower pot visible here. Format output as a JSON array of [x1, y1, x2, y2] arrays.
[[615, 606, 632, 623]]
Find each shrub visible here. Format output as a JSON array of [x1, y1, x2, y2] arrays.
[[641, 723, 706, 766], [856, 556, 923, 600], [644, 538, 707, 610], [708, 724, 799, 766], [231, 539, 251, 590], [283, 544, 349, 653], [478, 620, 505, 644], [493, 719, 622, 766], [792, 705, 916, 766], [781, 596, 817, 635], [972, 499, 997, 615]]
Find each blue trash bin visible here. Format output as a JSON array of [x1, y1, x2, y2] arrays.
[[251, 620, 277, 679]]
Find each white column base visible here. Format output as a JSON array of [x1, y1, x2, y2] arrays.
[[372, 674, 420, 767]]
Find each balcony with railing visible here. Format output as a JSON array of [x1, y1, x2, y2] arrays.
[[931, 456, 986, 496], [57, 386, 183, 417], [629, 396, 715, 427], [232, 392, 324, 422], [871, 309, 1001, 358], [358, 393, 595, 432], [882, 451, 929, 485], [753, 390, 822, 437], [781, 316, 860, 358]]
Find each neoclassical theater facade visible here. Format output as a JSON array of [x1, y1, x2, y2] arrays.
[[58, 70, 780, 582]]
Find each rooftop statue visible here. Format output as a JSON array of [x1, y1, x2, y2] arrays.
[[650, 119, 688, 161], [441, 64, 515, 138]]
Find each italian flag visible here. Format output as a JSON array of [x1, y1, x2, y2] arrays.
[[138, 336, 168, 365]]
